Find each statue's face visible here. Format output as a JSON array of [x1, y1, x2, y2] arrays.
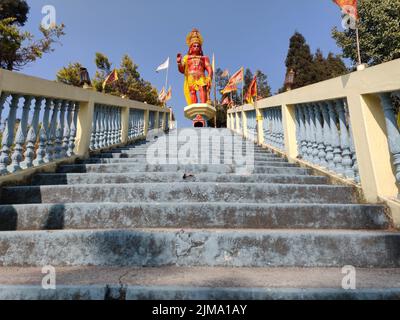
[[191, 43, 202, 55]]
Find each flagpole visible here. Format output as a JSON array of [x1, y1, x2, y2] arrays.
[[355, 26, 362, 66], [243, 67, 245, 106], [165, 61, 169, 91], [165, 59, 170, 108]]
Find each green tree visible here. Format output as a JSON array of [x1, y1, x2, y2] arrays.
[[92, 52, 113, 92], [0, 0, 29, 26], [91, 53, 160, 105], [312, 49, 348, 83], [282, 32, 315, 91], [325, 52, 348, 77], [0, 17, 65, 71], [56, 62, 83, 87], [255, 70, 272, 99], [332, 0, 400, 66]]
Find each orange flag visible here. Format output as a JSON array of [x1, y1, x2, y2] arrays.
[[333, 0, 358, 19], [227, 67, 244, 86], [102, 69, 119, 90], [158, 87, 167, 102], [165, 87, 172, 102], [221, 83, 237, 95], [245, 76, 258, 105]]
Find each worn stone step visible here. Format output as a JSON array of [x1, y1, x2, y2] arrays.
[[88, 153, 287, 162], [0, 203, 388, 231], [0, 229, 398, 267], [76, 159, 298, 168], [56, 164, 236, 174], [0, 267, 399, 300], [55, 163, 310, 175], [32, 172, 328, 186], [91, 153, 282, 161], [106, 149, 270, 156], [0, 183, 356, 205]]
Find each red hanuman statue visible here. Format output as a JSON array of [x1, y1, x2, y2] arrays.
[[177, 29, 213, 105]]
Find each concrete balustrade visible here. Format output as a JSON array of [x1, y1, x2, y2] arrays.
[[228, 58, 400, 226], [245, 110, 257, 142], [128, 109, 145, 141], [0, 69, 171, 182], [261, 106, 284, 151]]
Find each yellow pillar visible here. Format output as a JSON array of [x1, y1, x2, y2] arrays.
[[121, 107, 130, 144], [235, 112, 240, 134], [75, 100, 94, 157], [155, 111, 160, 134], [282, 104, 298, 162], [347, 93, 398, 202], [242, 110, 248, 139], [162, 112, 167, 131], [144, 109, 150, 137], [256, 108, 264, 146]]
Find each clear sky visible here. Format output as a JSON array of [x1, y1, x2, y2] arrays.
[[21, 0, 345, 127]]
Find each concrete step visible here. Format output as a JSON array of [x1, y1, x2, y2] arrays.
[[76, 159, 298, 168], [0, 267, 399, 300], [54, 163, 311, 175], [31, 172, 329, 186], [0, 183, 355, 205], [105, 149, 271, 156], [91, 153, 282, 161], [0, 229, 398, 267], [56, 164, 237, 174], [0, 203, 388, 231]]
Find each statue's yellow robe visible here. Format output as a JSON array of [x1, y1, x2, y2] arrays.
[[182, 55, 211, 105]]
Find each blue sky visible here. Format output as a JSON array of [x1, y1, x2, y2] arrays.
[[21, 0, 345, 127]]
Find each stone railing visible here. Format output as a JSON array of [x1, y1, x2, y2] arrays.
[[0, 69, 172, 180], [228, 58, 400, 225]]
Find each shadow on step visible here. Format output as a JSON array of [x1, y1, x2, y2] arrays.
[[0, 204, 65, 231]]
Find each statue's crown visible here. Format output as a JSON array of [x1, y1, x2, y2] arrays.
[[186, 28, 204, 47]]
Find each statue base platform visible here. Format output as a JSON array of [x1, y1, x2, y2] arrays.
[[184, 103, 216, 127]]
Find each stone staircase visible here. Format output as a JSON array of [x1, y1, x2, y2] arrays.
[[0, 128, 399, 300]]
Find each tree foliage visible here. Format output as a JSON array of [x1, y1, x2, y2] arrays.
[[58, 53, 160, 106], [311, 49, 348, 83], [281, 32, 348, 91], [0, 0, 29, 26], [332, 0, 400, 67], [283, 32, 315, 90], [0, 16, 65, 71], [56, 62, 83, 87]]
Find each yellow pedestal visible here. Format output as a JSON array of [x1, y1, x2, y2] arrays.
[[184, 103, 216, 121]]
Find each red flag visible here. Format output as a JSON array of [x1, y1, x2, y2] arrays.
[[221, 96, 231, 105], [245, 76, 258, 105], [221, 83, 237, 95], [165, 87, 172, 102], [333, 0, 358, 20], [227, 67, 244, 86], [102, 69, 119, 90]]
